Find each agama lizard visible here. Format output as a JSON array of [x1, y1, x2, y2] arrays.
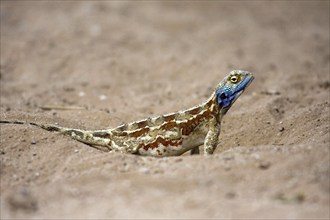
[[0, 70, 254, 157]]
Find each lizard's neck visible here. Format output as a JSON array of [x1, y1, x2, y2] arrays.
[[168, 92, 220, 136], [202, 92, 219, 115]]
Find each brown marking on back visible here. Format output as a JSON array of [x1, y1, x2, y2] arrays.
[[136, 120, 148, 128], [187, 106, 201, 115], [181, 123, 193, 136], [129, 127, 150, 138], [141, 137, 183, 150], [160, 121, 177, 130], [206, 98, 214, 108], [163, 114, 176, 122], [180, 109, 213, 136]]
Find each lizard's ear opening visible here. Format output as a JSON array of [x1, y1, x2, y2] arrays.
[[216, 90, 233, 109]]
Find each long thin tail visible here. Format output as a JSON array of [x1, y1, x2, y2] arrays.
[[0, 120, 112, 151], [1, 120, 77, 133]]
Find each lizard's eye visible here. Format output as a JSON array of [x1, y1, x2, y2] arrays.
[[229, 75, 240, 84]]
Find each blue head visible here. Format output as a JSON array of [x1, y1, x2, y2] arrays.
[[215, 70, 254, 114]]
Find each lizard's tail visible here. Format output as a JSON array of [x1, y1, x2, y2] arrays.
[[0, 120, 112, 151], [0, 120, 75, 133]]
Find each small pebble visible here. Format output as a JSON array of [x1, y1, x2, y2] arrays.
[[99, 94, 107, 100], [279, 127, 285, 132], [252, 153, 260, 160], [259, 161, 271, 170], [225, 192, 236, 199], [78, 91, 85, 97]]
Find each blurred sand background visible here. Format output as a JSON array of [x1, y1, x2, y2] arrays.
[[0, 1, 329, 219]]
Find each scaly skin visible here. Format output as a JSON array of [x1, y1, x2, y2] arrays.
[[0, 70, 254, 157]]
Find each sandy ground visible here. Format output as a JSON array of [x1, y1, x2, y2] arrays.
[[0, 1, 329, 219]]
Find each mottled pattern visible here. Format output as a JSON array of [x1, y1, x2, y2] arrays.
[[0, 70, 254, 157]]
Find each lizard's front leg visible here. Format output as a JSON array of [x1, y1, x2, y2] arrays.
[[204, 117, 221, 155]]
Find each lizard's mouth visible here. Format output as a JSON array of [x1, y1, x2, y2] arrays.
[[231, 74, 254, 102]]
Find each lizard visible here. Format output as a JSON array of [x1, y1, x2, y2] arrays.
[[0, 70, 254, 157]]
